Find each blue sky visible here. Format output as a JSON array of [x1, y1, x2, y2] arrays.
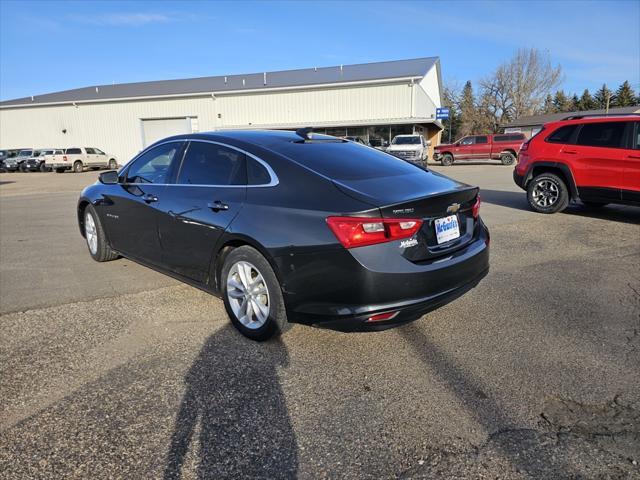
[[1, 0, 638, 101]]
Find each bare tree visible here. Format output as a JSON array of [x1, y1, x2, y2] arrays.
[[480, 48, 562, 129]]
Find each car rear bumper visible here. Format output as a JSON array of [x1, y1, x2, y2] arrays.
[[280, 224, 490, 332], [513, 169, 526, 190], [49, 163, 71, 170]]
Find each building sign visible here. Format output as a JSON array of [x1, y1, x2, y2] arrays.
[[436, 107, 450, 120]]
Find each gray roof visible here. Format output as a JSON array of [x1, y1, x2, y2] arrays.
[[503, 106, 640, 127], [1, 57, 438, 108]]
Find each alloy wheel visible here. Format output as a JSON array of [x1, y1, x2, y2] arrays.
[[226, 261, 270, 329], [85, 212, 98, 255], [532, 180, 559, 208]]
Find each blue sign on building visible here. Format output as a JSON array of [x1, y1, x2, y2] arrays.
[[436, 107, 450, 120]]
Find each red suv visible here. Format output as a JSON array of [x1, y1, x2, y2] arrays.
[[513, 115, 640, 213]]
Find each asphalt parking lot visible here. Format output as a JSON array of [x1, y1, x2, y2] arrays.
[[1, 165, 639, 479]]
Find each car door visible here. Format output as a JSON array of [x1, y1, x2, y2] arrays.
[[99, 141, 185, 265], [454, 136, 475, 160], [84, 148, 97, 166], [473, 135, 491, 159], [156, 140, 247, 283], [621, 121, 640, 203], [94, 148, 108, 167], [569, 121, 626, 201]]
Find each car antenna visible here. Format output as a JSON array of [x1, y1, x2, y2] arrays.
[[295, 127, 314, 141]]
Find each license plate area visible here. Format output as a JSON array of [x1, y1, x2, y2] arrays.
[[434, 215, 460, 244]]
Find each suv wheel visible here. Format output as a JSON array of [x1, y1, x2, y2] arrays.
[[84, 205, 118, 262], [73, 161, 83, 173], [500, 152, 516, 166], [221, 246, 287, 341], [441, 154, 454, 166], [527, 173, 569, 213]]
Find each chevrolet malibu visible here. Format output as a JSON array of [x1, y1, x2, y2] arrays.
[[78, 130, 489, 341]]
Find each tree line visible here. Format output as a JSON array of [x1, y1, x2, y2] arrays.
[[442, 48, 639, 141]]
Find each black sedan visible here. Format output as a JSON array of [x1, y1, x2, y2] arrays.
[[78, 130, 489, 341]]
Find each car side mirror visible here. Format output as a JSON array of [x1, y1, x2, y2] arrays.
[[99, 170, 119, 185]]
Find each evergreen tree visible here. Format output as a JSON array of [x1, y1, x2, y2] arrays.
[[553, 90, 572, 112], [570, 94, 580, 112], [613, 81, 636, 107], [459, 81, 476, 136], [593, 84, 614, 109], [542, 94, 555, 114], [577, 89, 596, 111]]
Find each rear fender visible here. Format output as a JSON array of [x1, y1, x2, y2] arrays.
[[525, 162, 578, 199]]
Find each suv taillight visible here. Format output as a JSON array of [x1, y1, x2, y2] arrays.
[[520, 140, 530, 152], [326, 216, 422, 249], [63, 155, 67, 162]]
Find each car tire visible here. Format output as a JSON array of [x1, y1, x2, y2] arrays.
[[55, 168, 65, 173], [221, 245, 287, 342], [441, 154, 454, 166], [73, 161, 83, 173], [39, 163, 49, 172], [19, 164, 26, 172], [582, 201, 608, 208], [527, 172, 569, 214], [500, 152, 516, 166], [83, 205, 118, 262], [108, 159, 117, 170]]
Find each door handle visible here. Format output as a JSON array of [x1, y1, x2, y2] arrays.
[[142, 193, 158, 203], [563, 149, 578, 154], [208, 200, 229, 212]]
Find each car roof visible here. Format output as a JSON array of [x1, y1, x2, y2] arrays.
[[545, 114, 640, 129]]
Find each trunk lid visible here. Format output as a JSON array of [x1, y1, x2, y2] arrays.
[[333, 170, 480, 261]]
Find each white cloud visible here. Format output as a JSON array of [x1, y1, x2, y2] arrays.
[[67, 12, 201, 27]]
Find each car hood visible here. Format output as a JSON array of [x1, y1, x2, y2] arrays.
[[434, 143, 455, 150]]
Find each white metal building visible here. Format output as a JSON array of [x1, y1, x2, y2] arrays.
[[0, 57, 443, 163]]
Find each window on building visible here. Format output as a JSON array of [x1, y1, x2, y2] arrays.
[[177, 142, 246, 185]]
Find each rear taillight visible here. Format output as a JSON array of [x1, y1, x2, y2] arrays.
[[520, 140, 530, 152], [326, 216, 422, 249], [472, 195, 481, 218], [63, 155, 68, 162]]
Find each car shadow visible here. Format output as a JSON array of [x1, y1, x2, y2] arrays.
[[480, 189, 640, 225], [0, 180, 15, 185], [163, 325, 298, 479], [398, 324, 581, 478]]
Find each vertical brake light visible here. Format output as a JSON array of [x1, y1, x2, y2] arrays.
[[472, 195, 481, 218], [326, 216, 422, 249], [63, 155, 68, 162]]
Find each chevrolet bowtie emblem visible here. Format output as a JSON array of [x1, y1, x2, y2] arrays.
[[447, 203, 461, 214]]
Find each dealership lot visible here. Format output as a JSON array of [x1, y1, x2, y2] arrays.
[[1, 166, 639, 478]]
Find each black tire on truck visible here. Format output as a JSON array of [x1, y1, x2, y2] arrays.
[[73, 161, 83, 173], [500, 152, 516, 166], [441, 154, 454, 166]]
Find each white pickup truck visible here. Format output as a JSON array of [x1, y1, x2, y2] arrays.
[[50, 147, 118, 173], [385, 134, 430, 166]]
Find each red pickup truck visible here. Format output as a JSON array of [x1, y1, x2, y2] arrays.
[[434, 133, 526, 166]]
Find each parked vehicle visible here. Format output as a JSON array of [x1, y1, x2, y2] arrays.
[[342, 136, 367, 145], [369, 137, 389, 151], [434, 133, 526, 166], [53, 147, 118, 173], [0, 150, 8, 171], [4, 149, 33, 172], [513, 115, 640, 213], [0, 149, 20, 172], [41, 149, 66, 171], [386, 134, 429, 166], [23, 150, 49, 172], [78, 130, 489, 341]]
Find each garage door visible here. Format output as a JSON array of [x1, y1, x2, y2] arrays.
[[141, 118, 192, 147]]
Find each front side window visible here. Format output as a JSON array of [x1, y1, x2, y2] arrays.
[[126, 142, 181, 184], [460, 137, 475, 145], [177, 142, 246, 186], [85, 148, 95, 154], [55, 150, 64, 154], [576, 121, 627, 148], [475, 136, 488, 144], [633, 122, 640, 150], [94, 148, 105, 155]]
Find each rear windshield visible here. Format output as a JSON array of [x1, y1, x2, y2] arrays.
[[274, 141, 423, 180]]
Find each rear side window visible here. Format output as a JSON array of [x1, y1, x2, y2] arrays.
[[55, 150, 64, 154], [66, 148, 82, 154], [547, 125, 578, 144], [494, 134, 525, 142], [126, 142, 181, 184], [576, 122, 626, 148], [633, 122, 640, 149], [273, 141, 423, 180], [247, 158, 271, 185], [475, 136, 488, 144], [178, 142, 246, 186], [85, 148, 95, 154]]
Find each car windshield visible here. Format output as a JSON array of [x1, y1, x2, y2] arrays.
[[392, 137, 420, 145], [17, 150, 32, 157], [33, 151, 42, 157]]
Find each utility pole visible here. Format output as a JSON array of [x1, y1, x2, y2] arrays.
[[605, 92, 611, 115]]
